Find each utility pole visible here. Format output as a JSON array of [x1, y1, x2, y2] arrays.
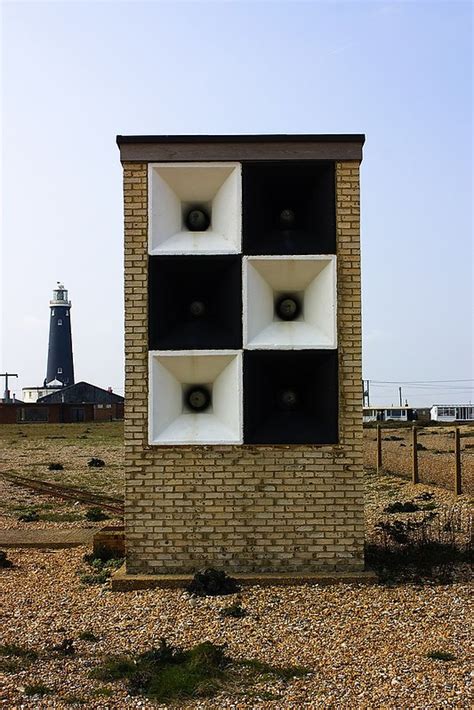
[[0, 373, 18, 403], [362, 379, 370, 407]]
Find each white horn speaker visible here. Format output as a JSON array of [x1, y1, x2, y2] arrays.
[[149, 351, 242, 445], [149, 162, 241, 255], [244, 255, 337, 349]]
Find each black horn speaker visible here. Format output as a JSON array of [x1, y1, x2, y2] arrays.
[[242, 161, 336, 255], [243, 350, 338, 444], [148, 255, 242, 350]]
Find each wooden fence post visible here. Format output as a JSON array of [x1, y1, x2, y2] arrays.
[[376, 424, 382, 473], [454, 427, 462, 495], [412, 425, 419, 484]]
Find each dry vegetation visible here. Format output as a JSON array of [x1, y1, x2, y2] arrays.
[[0, 422, 472, 708]]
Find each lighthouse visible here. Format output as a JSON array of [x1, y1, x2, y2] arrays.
[[45, 283, 74, 387]]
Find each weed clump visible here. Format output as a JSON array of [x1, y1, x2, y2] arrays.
[[186, 568, 240, 597], [24, 683, 51, 697], [78, 554, 123, 585], [417, 492, 434, 501], [426, 649, 456, 661], [220, 603, 247, 618], [367, 506, 472, 583], [0, 643, 38, 673], [0, 550, 13, 568], [90, 638, 309, 703], [53, 638, 75, 656], [18, 508, 40, 522], [384, 501, 420, 514], [78, 630, 99, 642], [85, 507, 109, 522], [48, 462, 64, 471], [88, 458, 105, 468]]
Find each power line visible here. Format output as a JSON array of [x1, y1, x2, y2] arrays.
[[370, 377, 474, 385]]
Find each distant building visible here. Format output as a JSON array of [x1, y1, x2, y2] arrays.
[[0, 383, 123, 424], [22, 386, 59, 403], [363, 406, 421, 423], [430, 405, 474, 422], [38, 381, 122, 405]]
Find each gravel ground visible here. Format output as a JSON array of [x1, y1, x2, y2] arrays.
[[1, 423, 472, 707], [1, 547, 473, 709], [0, 422, 124, 498], [0, 478, 121, 530]]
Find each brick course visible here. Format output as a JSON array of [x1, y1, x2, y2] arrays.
[[122, 160, 364, 575]]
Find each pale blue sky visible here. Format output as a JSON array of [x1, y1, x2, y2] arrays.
[[1, 0, 472, 406]]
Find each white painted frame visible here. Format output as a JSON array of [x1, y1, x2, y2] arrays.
[[243, 255, 337, 349], [148, 350, 243, 445], [148, 162, 242, 255]]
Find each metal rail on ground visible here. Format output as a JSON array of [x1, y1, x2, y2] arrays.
[[0, 470, 124, 514]]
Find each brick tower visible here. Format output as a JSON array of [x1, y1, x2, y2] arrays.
[[117, 134, 366, 583], [45, 283, 74, 387]]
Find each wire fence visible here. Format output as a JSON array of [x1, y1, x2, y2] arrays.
[[367, 424, 474, 495]]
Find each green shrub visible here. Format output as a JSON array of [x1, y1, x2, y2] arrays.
[[237, 658, 309, 680], [0, 644, 38, 672], [220, 603, 247, 618], [18, 508, 39, 522], [0, 644, 38, 660], [85, 507, 109, 522], [90, 656, 136, 681], [24, 683, 51, 697], [78, 555, 123, 585], [90, 639, 310, 703], [78, 630, 99, 642]]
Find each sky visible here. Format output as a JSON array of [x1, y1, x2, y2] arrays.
[[1, 0, 472, 407]]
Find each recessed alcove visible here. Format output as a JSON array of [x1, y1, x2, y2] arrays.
[[242, 161, 336, 255], [243, 349, 339, 445], [244, 255, 337, 349], [149, 351, 242, 445], [149, 255, 242, 350], [149, 162, 241, 254]]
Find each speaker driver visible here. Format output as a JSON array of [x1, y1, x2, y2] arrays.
[[189, 300, 206, 318], [279, 208, 296, 229], [186, 386, 211, 412], [275, 295, 301, 321], [278, 388, 299, 410], [186, 208, 210, 232]]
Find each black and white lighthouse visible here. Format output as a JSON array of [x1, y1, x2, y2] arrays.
[[45, 283, 74, 387]]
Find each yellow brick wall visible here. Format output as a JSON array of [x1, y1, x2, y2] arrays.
[[123, 161, 364, 574]]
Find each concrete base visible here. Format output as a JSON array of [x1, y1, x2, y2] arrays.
[[111, 564, 377, 591], [93, 526, 125, 559], [0, 528, 97, 549]]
